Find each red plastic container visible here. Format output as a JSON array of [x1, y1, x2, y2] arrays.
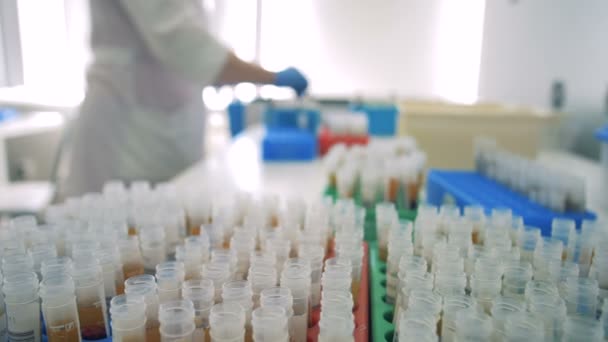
[[307, 243, 369, 342], [318, 128, 369, 156]]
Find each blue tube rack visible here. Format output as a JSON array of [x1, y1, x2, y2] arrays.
[[426, 169, 596, 236]]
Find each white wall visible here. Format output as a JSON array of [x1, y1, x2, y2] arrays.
[[260, 0, 485, 102], [479, 0, 608, 113]]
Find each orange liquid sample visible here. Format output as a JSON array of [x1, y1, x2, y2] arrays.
[[123, 262, 144, 280], [245, 325, 253, 342], [351, 279, 360, 309], [387, 178, 399, 202], [77, 303, 107, 340], [190, 225, 201, 236], [472, 230, 481, 245], [146, 320, 161, 342], [128, 227, 138, 236], [47, 320, 80, 342], [115, 282, 125, 295]]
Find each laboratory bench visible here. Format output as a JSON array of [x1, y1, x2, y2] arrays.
[[171, 125, 608, 220]]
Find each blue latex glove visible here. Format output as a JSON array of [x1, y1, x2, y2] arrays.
[[274, 67, 309, 96]]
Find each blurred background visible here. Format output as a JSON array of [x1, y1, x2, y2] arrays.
[[0, 0, 606, 211]]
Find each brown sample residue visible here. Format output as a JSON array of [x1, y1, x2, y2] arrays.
[[77, 303, 107, 340], [123, 262, 144, 280], [47, 320, 80, 342]]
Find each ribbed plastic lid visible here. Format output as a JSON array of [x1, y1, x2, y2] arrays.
[[595, 125, 608, 143]]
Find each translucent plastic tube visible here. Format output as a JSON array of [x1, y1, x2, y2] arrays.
[[563, 276, 599, 317], [441, 295, 476, 342], [562, 316, 603, 342], [3, 272, 41, 341], [73, 260, 110, 340], [202, 262, 231, 303], [517, 227, 541, 263], [210, 302, 246, 342], [248, 264, 277, 308], [110, 294, 147, 341], [260, 287, 295, 340], [318, 314, 354, 342], [504, 312, 544, 342], [464, 205, 485, 245], [551, 218, 576, 261], [39, 273, 82, 341], [118, 236, 145, 280], [502, 261, 533, 301], [298, 244, 324, 308], [230, 231, 256, 280], [28, 243, 57, 279], [527, 293, 566, 342], [182, 279, 214, 342], [156, 265, 186, 304], [393, 272, 433, 327], [159, 299, 196, 342], [140, 225, 167, 273], [2, 253, 34, 277], [490, 296, 524, 341], [265, 238, 291, 277], [125, 274, 161, 342], [211, 249, 238, 280], [280, 263, 311, 342], [41, 256, 73, 278], [453, 309, 492, 342], [222, 280, 254, 342], [252, 306, 289, 342]]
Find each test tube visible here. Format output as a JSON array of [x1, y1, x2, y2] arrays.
[[321, 268, 351, 293], [248, 264, 277, 308], [463, 205, 485, 245], [118, 236, 145, 280], [210, 302, 246, 342], [202, 261, 231, 303], [222, 280, 254, 342], [453, 308, 492, 342], [110, 294, 147, 341], [470, 273, 502, 313], [73, 260, 110, 340], [517, 226, 541, 263], [156, 264, 186, 304], [335, 243, 363, 305], [140, 225, 167, 273], [551, 218, 576, 261], [125, 274, 161, 342], [298, 244, 324, 309], [562, 316, 603, 342], [440, 295, 476, 342], [502, 261, 533, 301], [39, 273, 82, 341], [375, 202, 397, 261], [320, 290, 353, 321], [490, 296, 524, 341], [211, 248, 239, 280], [252, 306, 288, 342], [527, 293, 566, 342], [3, 272, 41, 341], [159, 299, 196, 342], [265, 238, 291, 276], [563, 276, 599, 317], [182, 279, 215, 342], [2, 253, 34, 277], [504, 311, 544, 342], [29, 243, 58, 279], [260, 287, 294, 338], [318, 314, 354, 342], [280, 263, 311, 342], [41, 256, 74, 278], [230, 231, 256, 280]]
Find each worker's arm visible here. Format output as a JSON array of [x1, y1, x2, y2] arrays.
[[120, 0, 308, 94]]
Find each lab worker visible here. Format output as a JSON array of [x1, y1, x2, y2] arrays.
[[65, 0, 308, 196]]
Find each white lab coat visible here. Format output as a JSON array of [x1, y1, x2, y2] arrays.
[[64, 0, 228, 196]]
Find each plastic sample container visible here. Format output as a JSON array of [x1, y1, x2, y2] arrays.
[[262, 129, 317, 161], [426, 169, 596, 236], [307, 243, 369, 342], [595, 125, 608, 211], [399, 100, 559, 169], [324, 186, 416, 241], [318, 128, 369, 156]]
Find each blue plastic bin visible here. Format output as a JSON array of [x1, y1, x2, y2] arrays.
[[426, 169, 596, 236], [264, 107, 320, 134], [262, 128, 317, 161], [351, 103, 397, 136], [227, 100, 246, 137]]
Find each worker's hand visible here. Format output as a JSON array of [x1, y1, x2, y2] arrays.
[[274, 67, 309, 96]]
